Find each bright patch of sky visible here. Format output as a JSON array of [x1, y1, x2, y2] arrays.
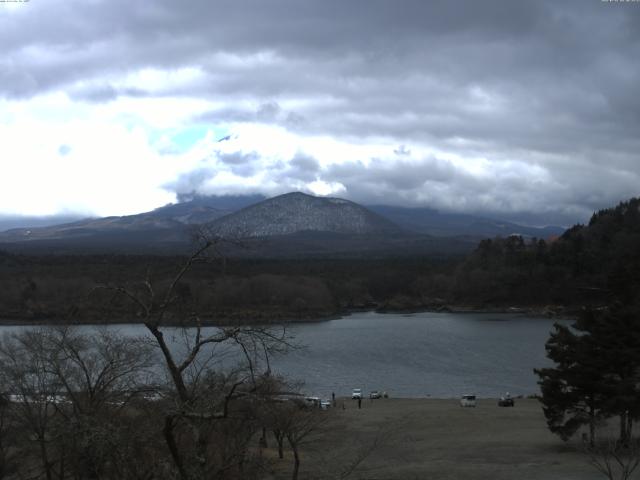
[[1, 0, 639, 226]]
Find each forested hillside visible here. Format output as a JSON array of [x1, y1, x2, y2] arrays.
[[453, 197, 640, 309], [1, 198, 637, 324]]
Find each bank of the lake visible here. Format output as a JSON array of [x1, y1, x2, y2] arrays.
[[0, 302, 576, 326]]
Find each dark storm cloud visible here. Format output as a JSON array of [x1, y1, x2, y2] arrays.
[[327, 157, 459, 192], [165, 151, 262, 195], [165, 166, 216, 196], [3, 0, 640, 222], [68, 84, 149, 103], [219, 152, 259, 166], [197, 102, 306, 128], [280, 153, 320, 182], [219, 151, 260, 177]]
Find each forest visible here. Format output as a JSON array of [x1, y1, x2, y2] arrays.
[[0, 197, 639, 325]]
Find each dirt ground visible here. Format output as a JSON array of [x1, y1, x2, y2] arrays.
[[266, 398, 605, 480]]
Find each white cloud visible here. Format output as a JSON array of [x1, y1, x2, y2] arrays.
[[1, 0, 639, 226], [0, 92, 181, 216]]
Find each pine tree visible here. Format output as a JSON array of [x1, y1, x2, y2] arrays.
[[535, 322, 606, 445], [580, 305, 640, 445], [536, 304, 640, 445]]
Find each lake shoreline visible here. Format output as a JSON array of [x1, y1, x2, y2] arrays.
[[0, 303, 576, 326]]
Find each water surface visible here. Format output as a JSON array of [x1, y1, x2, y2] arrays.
[[0, 311, 567, 399], [272, 311, 566, 398]]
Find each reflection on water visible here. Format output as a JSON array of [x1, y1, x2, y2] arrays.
[[0, 311, 568, 399]]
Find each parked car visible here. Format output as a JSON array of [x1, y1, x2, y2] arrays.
[[320, 400, 332, 410], [460, 394, 477, 407], [369, 390, 381, 399], [498, 396, 514, 407], [304, 396, 321, 408], [352, 388, 362, 399]]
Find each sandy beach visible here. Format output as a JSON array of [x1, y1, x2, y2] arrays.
[[268, 398, 603, 480]]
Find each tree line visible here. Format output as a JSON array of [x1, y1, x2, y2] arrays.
[[0, 238, 374, 480]]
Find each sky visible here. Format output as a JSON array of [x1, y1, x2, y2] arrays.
[[1, 0, 639, 227]]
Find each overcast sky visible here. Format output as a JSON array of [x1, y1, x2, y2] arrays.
[[1, 0, 639, 226]]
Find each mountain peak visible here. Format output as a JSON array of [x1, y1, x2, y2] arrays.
[[209, 192, 401, 237]]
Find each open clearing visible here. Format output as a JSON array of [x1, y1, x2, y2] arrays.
[[267, 398, 603, 480]]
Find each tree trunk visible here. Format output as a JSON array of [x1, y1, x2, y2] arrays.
[[274, 430, 284, 459], [38, 437, 52, 480], [147, 326, 189, 402], [290, 444, 300, 480], [163, 416, 190, 480], [620, 411, 631, 446], [589, 403, 596, 448]]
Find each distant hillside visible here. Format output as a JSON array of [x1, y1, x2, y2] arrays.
[[0, 195, 267, 249], [209, 192, 401, 237], [0, 214, 85, 232], [0, 193, 477, 257], [0, 192, 564, 257], [366, 205, 564, 238], [451, 197, 640, 308]]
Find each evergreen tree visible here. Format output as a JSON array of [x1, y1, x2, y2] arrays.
[[535, 322, 607, 445], [580, 304, 640, 445], [536, 304, 640, 445]]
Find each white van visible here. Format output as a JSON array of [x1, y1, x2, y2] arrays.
[[460, 394, 476, 407]]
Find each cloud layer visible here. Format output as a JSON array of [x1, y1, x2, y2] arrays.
[[1, 0, 639, 224]]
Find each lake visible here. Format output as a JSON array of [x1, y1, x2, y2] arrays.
[[0, 311, 568, 399], [273, 311, 567, 399]]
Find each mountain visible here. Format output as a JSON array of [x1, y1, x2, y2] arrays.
[[0, 193, 414, 255], [208, 192, 401, 237], [366, 205, 564, 238], [0, 195, 266, 246], [0, 192, 563, 256]]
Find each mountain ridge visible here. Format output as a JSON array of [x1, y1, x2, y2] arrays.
[[0, 192, 565, 256]]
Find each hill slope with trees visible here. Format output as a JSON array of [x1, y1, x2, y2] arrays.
[[451, 197, 640, 310]]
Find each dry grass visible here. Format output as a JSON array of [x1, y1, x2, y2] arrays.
[[264, 398, 602, 480]]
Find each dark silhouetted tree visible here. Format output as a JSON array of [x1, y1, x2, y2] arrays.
[[536, 303, 640, 446]]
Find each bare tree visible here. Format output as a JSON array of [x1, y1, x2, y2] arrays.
[[0, 329, 64, 480], [584, 437, 640, 480], [0, 327, 159, 480], [46, 327, 156, 479], [0, 393, 18, 480], [45, 327, 155, 412], [277, 403, 327, 480], [98, 232, 293, 480]]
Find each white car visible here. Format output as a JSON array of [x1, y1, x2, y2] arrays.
[[460, 394, 477, 407], [352, 388, 362, 399]]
